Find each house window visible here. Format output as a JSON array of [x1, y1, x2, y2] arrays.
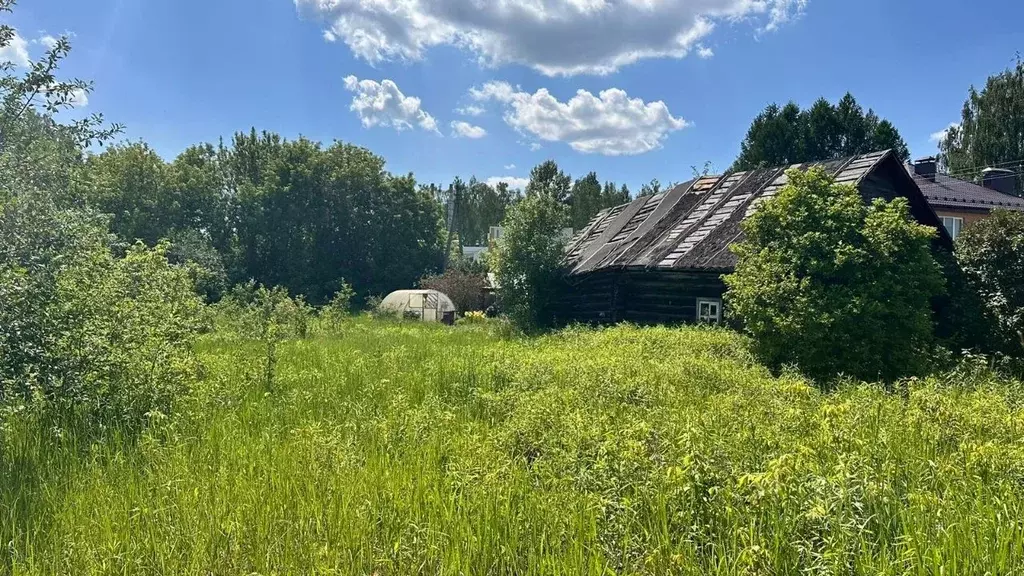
[[940, 216, 963, 240], [697, 298, 722, 324]]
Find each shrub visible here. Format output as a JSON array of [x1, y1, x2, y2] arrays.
[[320, 281, 356, 329], [0, 194, 203, 429], [724, 167, 945, 383], [214, 281, 312, 341], [420, 267, 487, 313], [492, 194, 569, 333], [956, 210, 1024, 357]]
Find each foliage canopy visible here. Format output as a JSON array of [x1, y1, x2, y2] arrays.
[[492, 194, 569, 332], [724, 167, 944, 382], [733, 94, 909, 170], [956, 209, 1024, 355], [939, 58, 1024, 196]]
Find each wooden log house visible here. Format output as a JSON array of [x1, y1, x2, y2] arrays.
[[561, 150, 952, 325]]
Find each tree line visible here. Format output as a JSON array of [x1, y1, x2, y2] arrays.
[[68, 140, 638, 303]]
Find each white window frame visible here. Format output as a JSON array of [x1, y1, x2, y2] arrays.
[[940, 216, 963, 240], [697, 298, 722, 324]]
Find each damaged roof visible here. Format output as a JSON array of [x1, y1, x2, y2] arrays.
[[565, 150, 948, 276]]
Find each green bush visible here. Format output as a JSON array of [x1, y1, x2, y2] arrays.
[[0, 194, 203, 429], [725, 167, 945, 383], [956, 209, 1024, 357], [212, 281, 313, 340], [419, 266, 487, 313], [320, 281, 356, 329]]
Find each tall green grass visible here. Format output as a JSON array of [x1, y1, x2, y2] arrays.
[[2, 318, 1023, 574]]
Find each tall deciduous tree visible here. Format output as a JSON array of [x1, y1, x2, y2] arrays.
[[568, 172, 602, 230], [526, 160, 572, 202], [232, 137, 445, 303], [77, 142, 171, 244], [493, 193, 569, 332], [733, 94, 909, 171], [939, 59, 1024, 196], [724, 167, 944, 383], [0, 1, 120, 202]]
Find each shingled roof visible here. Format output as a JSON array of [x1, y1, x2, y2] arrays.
[[565, 150, 948, 276], [907, 170, 1024, 212]]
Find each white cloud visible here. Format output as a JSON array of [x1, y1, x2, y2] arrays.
[[37, 34, 59, 51], [68, 88, 88, 108], [295, 0, 809, 76], [528, 142, 542, 151], [0, 30, 31, 68], [342, 75, 439, 133], [39, 84, 89, 109], [697, 45, 714, 59], [486, 176, 529, 190], [451, 120, 487, 139], [504, 163, 516, 170], [765, 0, 808, 31], [323, 30, 337, 42], [471, 81, 688, 156], [930, 122, 959, 143], [455, 104, 485, 117]]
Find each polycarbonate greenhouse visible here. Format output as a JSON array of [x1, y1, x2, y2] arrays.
[[378, 290, 457, 323]]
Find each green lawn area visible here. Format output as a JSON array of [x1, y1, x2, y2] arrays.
[[3, 319, 1023, 574]]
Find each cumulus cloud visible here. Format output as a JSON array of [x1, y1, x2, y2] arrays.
[[504, 163, 516, 170], [37, 34, 59, 51], [455, 104, 485, 117], [486, 176, 529, 191], [342, 75, 439, 133], [930, 122, 959, 143], [470, 81, 688, 156], [0, 30, 30, 68], [697, 45, 714, 59], [295, 0, 809, 76], [451, 120, 487, 139]]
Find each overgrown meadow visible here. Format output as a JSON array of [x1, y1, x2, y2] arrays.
[[3, 318, 1023, 575]]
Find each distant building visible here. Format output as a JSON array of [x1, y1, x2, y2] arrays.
[[562, 150, 950, 325], [908, 157, 1024, 240], [462, 225, 574, 264]]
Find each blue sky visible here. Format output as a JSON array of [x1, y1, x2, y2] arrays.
[[4, 0, 1022, 192]]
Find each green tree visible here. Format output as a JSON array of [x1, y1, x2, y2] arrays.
[[956, 210, 1024, 355], [0, 1, 199, 432], [568, 172, 602, 230], [602, 181, 630, 207], [526, 160, 571, 202], [233, 136, 444, 303], [939, 59, 1024, 196], [0, 1, 120, 202], [639, 178, 662, 197], [724, 167, 944, 383], [166, 143, 234, 253], [733, 94, 909, 170], [77, 142, 171, 243], [0, 194, 202, 428], [493, 194, 569, 332]]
